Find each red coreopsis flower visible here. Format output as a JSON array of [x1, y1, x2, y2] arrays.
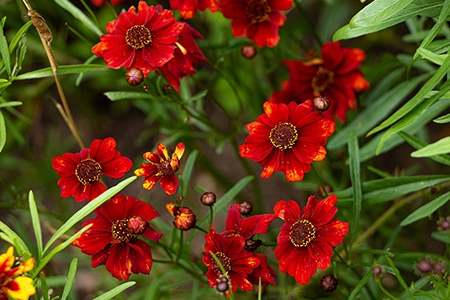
[[170, 0, 218, 19], [72, 194, 162, 280], [0, 247, 35, 300], [134, 142, 185, 195], [91, 0, 125, 6], [239, 101, 335, 182], [274, 195, 348, 285], [223, 203, 277, 286], [202, 227, 260, 293], [52, 137, 132, 202], [158, 24, 207, 92], [219, 0, 293, 48], [269, 41, 370, 122], [92, 1, 185, 78]]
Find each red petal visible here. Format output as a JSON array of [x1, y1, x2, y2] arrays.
[[274, 200, 300, 224], [316, 219, 349, 247], [309, 194, 338, 226], [160, 175, 179, 195], [322, 42, 344, 71], [105, 243, 131, 280]]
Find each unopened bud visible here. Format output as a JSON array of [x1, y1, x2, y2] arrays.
[[127, 216, 148, 235], [320, 274, 338, 292], [313, 96, 331, 112], [216, 275, 230, 293], [201, 192, 216, 206], [174, 207, 196, 231], [126, 68, 144, 86], [239, 201, 252, 216], [437, 216, 450, 231], [241, 45, 256, 59], [373, 265, 384, 280], [415, 258, 433, 275]]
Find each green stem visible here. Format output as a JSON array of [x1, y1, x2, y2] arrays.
[[209, 206, 213, 227], [376, 279, 399, 300], [195, 225, 208, 234], [294, 0, 323, 47], [176, 230, 183, 262], [312, 164, 328, 197]]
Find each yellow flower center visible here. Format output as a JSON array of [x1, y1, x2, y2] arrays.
[[246, 0, 272, 24], [312, 66, 334, 95], [75, 158, 102, 185], [269, 122, 298, 150], [289, 220, 316, 247], [212, 252, 231, 275], [126, 25, 152, 50]]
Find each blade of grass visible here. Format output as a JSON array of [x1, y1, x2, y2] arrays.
[[180, 149, 198, 196], [0, 221, 29, 253], [400, 190, 450, 226], [348, 131, 362, 245], [61, 258, 78, 300], [92, 282, 136, 300], [28, 191, 43, 255]]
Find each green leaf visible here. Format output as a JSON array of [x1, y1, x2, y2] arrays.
[[434, 113, 450, 123], [348, 131, 362, 245], [8, 21, 32, 54], [40, 272, 49, 300], [28, 191, 43, 255], [0, 221, 29, 253], [368, 53, 450, 137], [0, 111, 5, 153], [417, 47, 446, 65], [0, 17, 11, 77], [399, 131, 450, 166], [350, 0, 414, 27], [0, 101, 21, 108], [15, 64, 107, 80], [431, 231, 450, 244], [401, 190, 450, 226], [92, 282, 136, 300], [61, 258, 78, 300], [54, 0, 103, 36], [411, 136, 450, 157], [398, 277, 434, 299], [327, 73, 428, 150], [42, 176, 137, 254], [348, 268, 373, 300], [104, 91, 163, 101], [180, 150, 198, 196], [385, 255, 414, 298], [335, 175, 450, 206]]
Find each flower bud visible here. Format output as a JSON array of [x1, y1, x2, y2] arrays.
[[313, 96, 331, 113], [239, 201, 252, 216], [216, 275, 230, 293], [241, 45, 256, 59], [437, 216, 450, 231], [373, 265, 384, 280], [415, 258, 433, 275], [125, 68, 144, 86], [432, 261, 446, 276], [174, 207, 196, 231], [127, 216, 148, 235], [201, 192, 216, 206], [320, 274, 338, 292]]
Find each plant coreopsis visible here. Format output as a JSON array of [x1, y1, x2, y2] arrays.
[[0, 247, 35, 300], [170, 0, 218, 19], [219, 0, 293, 48], [239, 101, 335, 182], [134, 142, 185, 195], [92, 1, 185, 77], [158, 24, 207, 92], [72, 194, 163, 280], [269, 41, 370, 122], [202, 227, 260, 293], [51, 137, 132, 202], [274, 195, 348, 285]]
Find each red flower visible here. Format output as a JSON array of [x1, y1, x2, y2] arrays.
[[223, 203, 277, 286], [239, 101, 335, 182], [91, 0, 124, 6], [52, 137, 132, 202], [92, 1, 185, 77], [219, 0, 292, 48], [170, 0, 218, 19], [134, 142, 185, 195], [72, 194, 162, 280], [273, 195, 348, 285], [158, 24, 207, 92], [269, 42, 370, 122], [202, 227, 260, 293]]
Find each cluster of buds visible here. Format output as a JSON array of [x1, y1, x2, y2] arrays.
[[415, 257, 447, 276], [166, 202, 196, 231]]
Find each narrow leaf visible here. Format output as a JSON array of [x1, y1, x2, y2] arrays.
[[0, 111, 5, 153], [431, 231, 450, 244], [0, 221, 29, 253], [28, 191, 43, 255], [105, 91, 163, 101], [434, 113, 450, 123], [350, 0, 414, 27], [92, 282, 136, 300], [180, 150, 198, 196], [8, 21, 32, 54], [417, 47, 446, 65], [411, 136, 450, 157], [15, 64, 107, 80], [399, 131, 450, 166], [40, 272, 49, 300], [348, 268, 373, 300], [61, 258, 78, 300], [348, 131, 362, 245], [54, 0, 103, 36], [0, 17, 11, 77], [0, 101, 22, 108], [401, 190, 450, 226]]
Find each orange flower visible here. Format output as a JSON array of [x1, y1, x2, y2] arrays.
[[239, 101, 335, 181], [0, 247, 35, 300], [134, 142, 185, 195]]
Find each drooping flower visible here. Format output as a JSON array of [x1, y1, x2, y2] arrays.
[[157, 24, 207, 92], [273, 195, 348, 285], [166, 202, 197, 230], [170, 0, 218, 19], [91, 0, 125, 6], [219, 0, 293, 48], [222, 203, 277, 286], [72, 194, 162, 280], [202, 227, 260, 293], [0, 246, 35, 300], [92, 1, 185, 78], [268, 41, 370, 122], [134, 142, 185, 195], [239, 100, 335, 182], [52, 137, 133, 202]]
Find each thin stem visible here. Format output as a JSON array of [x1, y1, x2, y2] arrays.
[[195, 225, 208, 234], [294, 0, 323, 47], [209, 206, 213, 227], [176, 230, 183, 262], [376, 279, 399, 300], [312, 164, 328, 197]]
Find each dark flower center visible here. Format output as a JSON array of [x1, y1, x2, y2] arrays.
[[75, 158, 102, 185], [126, 25, 152, 50], [157, 160, 174, 176], [289, 220, 316, 247], [111, 216, 146, 243], [269, 122, 298, 150], [246, 0, 272, 24], [312, 66, 334, 95], [212, 252, 231, 275]]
